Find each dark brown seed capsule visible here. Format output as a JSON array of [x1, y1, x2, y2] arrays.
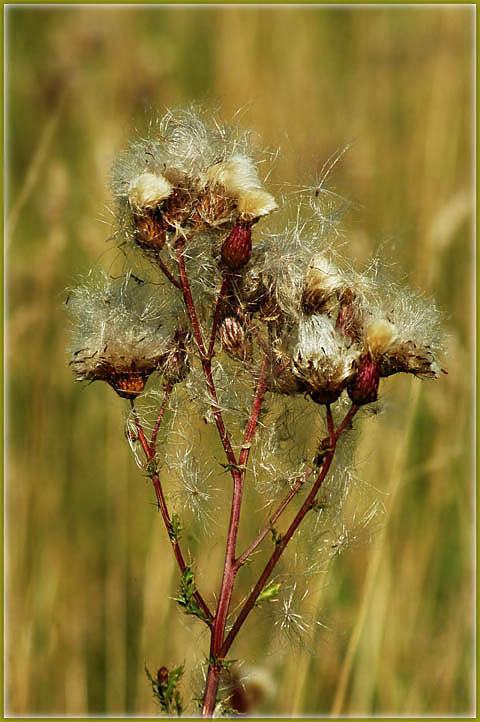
[[108, 371, 148, 399], [133, 209, 166, 251]]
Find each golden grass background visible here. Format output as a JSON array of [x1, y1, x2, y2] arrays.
[[6, 5, 474, 716]]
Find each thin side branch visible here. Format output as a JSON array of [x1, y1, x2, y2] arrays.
[[176, 237, 238, 470], [131, 399, 213, 624], [238, 353, 270, 473], [158, 258, 182, 289], [235, 465, 314, 567], [150, 383, 173, 450], [219, 404, 358, 658], [150, 470, 213, 624]]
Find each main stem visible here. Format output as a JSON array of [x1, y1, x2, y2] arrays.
[[175, 238, 269, 715], [174, 235, 357, 716], [202, 353, 269, 717]]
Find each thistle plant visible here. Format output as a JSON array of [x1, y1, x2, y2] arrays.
[[67, 108, 444, 716]]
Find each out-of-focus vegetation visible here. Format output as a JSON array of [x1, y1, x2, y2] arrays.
[[6, 5, 474, 716]]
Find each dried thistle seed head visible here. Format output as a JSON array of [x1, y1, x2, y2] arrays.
[[67, 271, 173, 398], [112, 108, 277, 245], [292, 315, 359, 404], [103, 366, 150, 399], [133, 209, 167, 252], [220, 316, 251, 361], [335, 287, 363, 343], [128, 171, 173, 211], [160, 185, 197, 230], [191, 187, 238, 229], [361, 285, 444, 379], [378, 341, 441, 378], [301, 255, 345, 314], [205, 154, 277, 221], [266, 352, 304, 395]]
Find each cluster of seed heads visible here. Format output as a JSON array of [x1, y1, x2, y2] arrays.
[[67, 107, 445, 711], [68, 108, 443, 409]]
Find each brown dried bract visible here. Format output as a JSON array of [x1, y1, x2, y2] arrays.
[[133, 209, 167, 251]]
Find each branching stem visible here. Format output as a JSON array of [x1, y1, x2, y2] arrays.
[[176, 237, 238, 471], [157, 257, 182, 289], [236, 465, 314, 567], [202, 353, 269, 717], [174, 232, 358, 716], [218, 404, 358, 661]]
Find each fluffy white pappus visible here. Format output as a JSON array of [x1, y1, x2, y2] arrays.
[[294, 315, 358, 370], [362, 283, 445, 378], [237, 189, 278, 220], [110, 108, 225, 201], [385, 284, 444, 353], [169, 447, 220, 528], [205, 155, 277, 220], [304, 253, 346, 297], [243, 229, 311, 323], [291, 315, 360, 401], [364, 318, 398, 356], [268, 583, 325, 651], [67, 270, 173, 381], [158, 107, 259, 185], [159, 107, 231, 180], [110, 137, 168, 202], [205, 154, 262, 193], [128, 171, 173, 211]]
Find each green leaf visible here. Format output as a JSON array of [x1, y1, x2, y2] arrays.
[[145, 663, 184, 716], [146, 459, 157, 477], [174, 566, 210, 625], [169, 513, 182, 541], [269, 523, 283, 546], [256, 582, 281, 605]]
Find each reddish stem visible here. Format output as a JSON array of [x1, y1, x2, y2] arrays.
[[176, 237, 238, 470], [131, 410, 152, 459], [218, 404, 358, 660], [202, 354, 269, 717], [238, 354, 269, 472], [157, 257, 182, 289], [150, 383, 173, 450], [150, 470, 213, 624], [235, 465, 314, 567], [130, 399, 213, 624]]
